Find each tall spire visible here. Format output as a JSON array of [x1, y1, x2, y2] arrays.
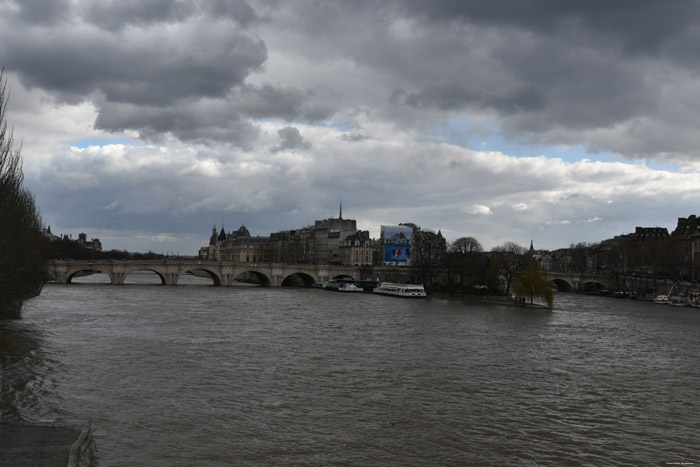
[[339, 200, 343, 219]]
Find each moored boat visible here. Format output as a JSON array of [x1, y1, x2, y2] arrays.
[[323, 280, 362, 292], [322, 280, 344, 291], [373, 283, 427, 298], [653, 295, 671, 304], [688, 291, 700, 308], [337, 283, 363, 293], [670, 296, 688, 307]]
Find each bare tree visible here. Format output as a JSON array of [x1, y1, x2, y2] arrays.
[[411, 227, 447, 291], [1, 70, 49, 318], [446, 236, 485, 291], [451, 236, 483, 256], [490, 241, 528, 296]]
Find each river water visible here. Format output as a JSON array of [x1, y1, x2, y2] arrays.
[[1, 274, 699, 466]]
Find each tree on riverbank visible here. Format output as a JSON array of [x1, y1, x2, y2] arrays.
[[512, 261, 554, 308], [490, 241, 529, 297], [0, 70, 50, 318]]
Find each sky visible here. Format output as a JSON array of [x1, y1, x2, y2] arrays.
[[3, 0, 700, 255]]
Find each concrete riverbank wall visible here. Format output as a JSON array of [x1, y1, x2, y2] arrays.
[[0, 421, 96, 466]]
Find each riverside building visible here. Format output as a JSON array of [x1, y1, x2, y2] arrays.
[[200, 204, 378, 266]]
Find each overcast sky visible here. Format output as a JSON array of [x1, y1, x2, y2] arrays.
[[3, 0, 700, 255]]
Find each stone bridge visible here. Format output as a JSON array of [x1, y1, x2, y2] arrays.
[[546, 272, 611, 291], [47, 260, 421, 287]]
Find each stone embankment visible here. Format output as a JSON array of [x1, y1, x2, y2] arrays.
[[0, 421, 96, 466], [431, 291, 549, 308]]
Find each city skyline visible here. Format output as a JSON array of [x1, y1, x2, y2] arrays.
[[3, 2, 700, 254]]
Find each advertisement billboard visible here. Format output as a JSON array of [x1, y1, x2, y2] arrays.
[[381, 225, 412, 265]]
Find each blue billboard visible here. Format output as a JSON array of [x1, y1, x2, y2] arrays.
[[381, 225, 412, 265]]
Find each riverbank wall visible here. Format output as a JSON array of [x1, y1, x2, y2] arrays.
[[431, 291, 549, 308], [0, 421, 96, 466]]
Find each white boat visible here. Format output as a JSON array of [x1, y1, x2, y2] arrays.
[[373, 283, 426, 298], [653, 295, 671, 304], [670, 296, 688, 307], [324, 280, 362, 292], [323, 280, 342, 291], [688, 292, 700, 308], [338, 283, 363, 293]]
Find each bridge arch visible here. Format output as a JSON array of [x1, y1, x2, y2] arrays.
[[66, 268, 115, 284], [123, 268, 167, 285], [234, 269, 272, 287], [281, 272, 317, 287], [580, 281, 609, 293], [179, 267, 222, 286], [552, 278, 573, 292]]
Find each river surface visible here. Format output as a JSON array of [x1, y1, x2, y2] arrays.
[[1, 274, 699, 466]]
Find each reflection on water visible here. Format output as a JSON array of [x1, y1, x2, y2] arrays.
[[3, 285, 700, 465]]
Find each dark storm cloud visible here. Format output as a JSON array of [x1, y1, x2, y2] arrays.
[[401, 82, 548, 114], [270, 126, 311, 153], [340, 0, 700, 161], [5, 0, 700, 164], [95, 100, 260, 148], [235, 84, 334, 122], [3, 26, 266, 106], [398, 0, 700, 56], [84, 0, 263, 31], [341, 133, 368, 143], [13, 0, 71, 24], [205, 0, 265, 27], [83, 0, 194, 31]]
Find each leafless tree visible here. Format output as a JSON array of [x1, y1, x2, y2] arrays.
[[1, 70, 50, 318], [490, 241, 528, 296], [411, 227, 447, 291], [446, 236, 485, 290]]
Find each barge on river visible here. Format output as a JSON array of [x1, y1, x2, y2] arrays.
[[373, 283, 427, 298]]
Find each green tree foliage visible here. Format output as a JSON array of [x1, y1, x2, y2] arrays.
[[0, 70, 50, 318], [512, 261, 554, 308]]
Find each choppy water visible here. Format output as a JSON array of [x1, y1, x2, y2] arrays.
[[2, 275, 699, 466]]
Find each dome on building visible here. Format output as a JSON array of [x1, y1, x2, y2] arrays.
[[233, 225, 251, 238]]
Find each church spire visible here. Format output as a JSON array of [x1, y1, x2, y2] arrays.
[[339, 200, 343, 219]]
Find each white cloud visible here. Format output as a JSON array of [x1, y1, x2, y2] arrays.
[[466, 205, 493, 215], [151, 233, 178, 243]]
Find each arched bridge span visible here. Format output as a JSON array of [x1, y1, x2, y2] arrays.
[[48, 260, 367, 287], [546, 272, 611, 292]]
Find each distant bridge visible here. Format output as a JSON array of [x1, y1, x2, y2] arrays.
[[546, 271, 683, 295], [545, 272, 611, 291], [47, 260, 626, 292], [47, 260, 420, 287]]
